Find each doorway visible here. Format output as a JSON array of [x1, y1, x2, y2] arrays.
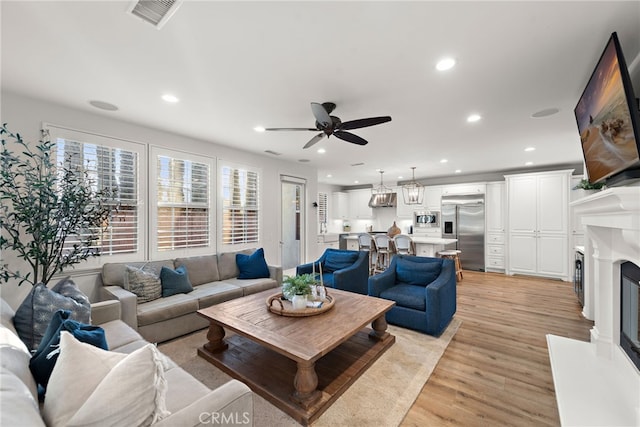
[[280, 176, 306, 270]]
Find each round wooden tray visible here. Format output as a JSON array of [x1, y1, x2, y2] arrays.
[[266, 292, 335, 317]]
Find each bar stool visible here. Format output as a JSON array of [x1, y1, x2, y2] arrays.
[[438, 249, 463, 281], [393, 234, 415, 255], [373, 234, 394, 274], [357, 233, 375, 275]]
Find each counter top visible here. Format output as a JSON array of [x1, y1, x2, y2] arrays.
[[343, 234, 456, 245]]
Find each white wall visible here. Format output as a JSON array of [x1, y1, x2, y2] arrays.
[[0, 91, 319, 308]]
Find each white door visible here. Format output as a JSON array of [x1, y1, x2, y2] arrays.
[[280, 176, 305, 270]]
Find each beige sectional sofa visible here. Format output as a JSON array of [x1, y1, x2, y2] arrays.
[[0, 297, 253, 426], [100, 249, 283, 343]]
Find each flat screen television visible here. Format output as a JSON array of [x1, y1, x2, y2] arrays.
[[574, 32, 640, 186]]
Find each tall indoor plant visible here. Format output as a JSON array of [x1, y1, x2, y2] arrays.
[[0, 124, 116, 286]]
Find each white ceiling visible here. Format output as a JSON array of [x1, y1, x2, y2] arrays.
[[2, 1, 640, 187]]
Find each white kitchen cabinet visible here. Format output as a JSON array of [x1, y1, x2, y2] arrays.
[[346, 239, 359, 251], [485, 182, 505, 271], [347, 189, 373, 219], [506, 170, 572, 280], [331, 191, 349, 219], [424, 186, 442, 211], [441, 183, 485, 196]]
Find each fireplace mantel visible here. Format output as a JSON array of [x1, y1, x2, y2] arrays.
[[547, 187, 640, 426]]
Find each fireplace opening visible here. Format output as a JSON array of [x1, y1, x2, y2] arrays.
[[620, 261, 640, 371]]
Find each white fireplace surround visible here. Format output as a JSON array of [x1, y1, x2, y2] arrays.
[[547, 187, 640, 426]]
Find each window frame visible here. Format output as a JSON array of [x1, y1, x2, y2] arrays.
[[149, 146, 216, 259], [218, 160, 261, 252], [44, 123, 147, 267]]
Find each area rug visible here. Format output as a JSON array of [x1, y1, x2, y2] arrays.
[[159, 317, 461, 426]]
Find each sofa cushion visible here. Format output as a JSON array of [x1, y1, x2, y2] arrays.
[[0, 323, 38, 402], [102, 260, 174, 287], [323, 250, 359, 273], [396, 257, 442, 286], [13, 278, 91, 350], [188, 282, 244, 309], [43, 332, 170, 427], [163, 367, 211, 414], [161, 266, 193, 297], [0, 368, 44, 427], [236, 248, 270, 279], [220, 277, 278, 296], [136, 294, 199, 327], [380, 284, 426, 311], [30, 310, 108, 389], [100, 319, 147, 351], [174, 255, 220, 286], [125, 265, 162, 303], [217, 249, 254, 280]]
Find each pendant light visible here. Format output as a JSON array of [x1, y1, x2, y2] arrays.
[[402, 167, 424, 205], [368, 170, 397, 208]]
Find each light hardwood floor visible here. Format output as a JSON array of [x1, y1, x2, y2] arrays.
[[401, 270, 594, 426]]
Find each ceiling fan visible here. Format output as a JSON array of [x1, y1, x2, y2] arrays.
[[264, 102, 392, 149]]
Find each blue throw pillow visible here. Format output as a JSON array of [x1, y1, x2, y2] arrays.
[[161, 265, 193, 297], [323, 250, 359, 273], [396, 257, 442, 286], [237, 248, 270, 279], [30, 309, 107, 390]]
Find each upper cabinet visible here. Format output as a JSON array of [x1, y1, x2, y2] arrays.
[[441, 183, 485, 197], [348, 189, 373, 219], [486, 182, 505, 233], [331, 191, 349, 219], [424, 186, 442, 211]]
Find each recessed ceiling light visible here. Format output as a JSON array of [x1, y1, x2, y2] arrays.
[[162, 94, 179, 103], [525, 161, 533, 166], [89, 100, 118, 111], [397, 176, 404, 180], [531, 107, 560, 118], [354, 180, 359, 184], [317, 148, 326, 154], [467, 114, 481, 123], [326, 174, 332, 178], [440, 159, 448, 163], [436, 57, 456, 71], [254, 126, 265, 132], [455, 169, 462, 174], [524, 147, 536, 152]]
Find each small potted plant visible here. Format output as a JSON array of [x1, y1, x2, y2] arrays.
[[282, 274, 315, 309], [573, 179, 605, 191]]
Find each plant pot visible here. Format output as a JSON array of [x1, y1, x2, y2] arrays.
[[292, 294, 307, 310]]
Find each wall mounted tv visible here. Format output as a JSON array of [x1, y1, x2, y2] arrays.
[[574, 32, 640, 187]]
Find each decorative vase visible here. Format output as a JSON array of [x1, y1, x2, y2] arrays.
[[292, 294, 307, 310], [388, 221, 401, 237]]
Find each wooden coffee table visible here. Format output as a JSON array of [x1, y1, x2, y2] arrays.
[[197, 288, 395, 425]]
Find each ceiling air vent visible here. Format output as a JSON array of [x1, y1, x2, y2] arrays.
[[264, 150, 282, 156], [128, 0, 183, 29]]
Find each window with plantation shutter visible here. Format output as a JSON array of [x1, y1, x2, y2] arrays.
[[156, 156, 209, 250], [220, 164, 260, 247], [318, 192, 328, 225], [150, 148, 215, 257], [46, 125, 144, 263]]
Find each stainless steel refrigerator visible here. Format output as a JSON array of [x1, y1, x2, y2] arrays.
[[441, 194, 485, 271]]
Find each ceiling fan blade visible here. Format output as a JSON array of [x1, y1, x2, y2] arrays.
[[333, 130, 368, 146], [339, 116, 392, 130], [311, 102, 332, 128], [303, 133, 325, 149], [264, 127, 317, 131]]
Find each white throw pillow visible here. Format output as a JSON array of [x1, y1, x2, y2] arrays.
[[43, 332, 170, 427]]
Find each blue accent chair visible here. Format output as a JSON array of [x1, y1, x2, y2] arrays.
[[296, 249, 370, 295], [368, 255, 456, 336]]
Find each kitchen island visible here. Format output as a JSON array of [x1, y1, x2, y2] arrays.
[[344, 234, 457, 258]]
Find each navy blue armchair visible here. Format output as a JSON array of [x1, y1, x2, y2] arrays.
[[296, 249, 369, 295], [368, 255, 456, 336]]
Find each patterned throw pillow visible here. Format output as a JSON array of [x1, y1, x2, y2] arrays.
[[13, 277, 91, 351], [125, 266, 162, 304]]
